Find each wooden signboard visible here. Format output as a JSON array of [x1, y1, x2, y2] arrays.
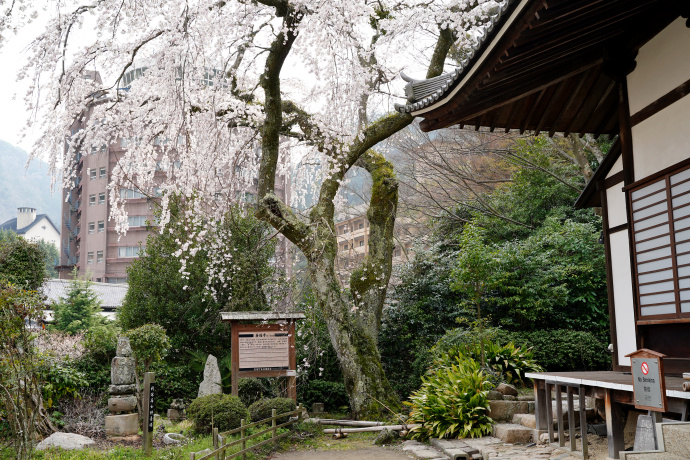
[[222, 312, 304, 402], [625, 349, 667, 412]]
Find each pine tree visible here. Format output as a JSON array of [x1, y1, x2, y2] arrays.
[[52, 270, 104, 334]]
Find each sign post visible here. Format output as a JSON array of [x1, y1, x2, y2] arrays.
[[221, 312, 305, 402], [625, 349, 667, 412], [142, 372, 156, 456]]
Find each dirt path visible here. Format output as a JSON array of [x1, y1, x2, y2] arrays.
[[269, 448, 415, 459]]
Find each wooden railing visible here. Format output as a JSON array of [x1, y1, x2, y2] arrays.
[[190, 405, 302, 460], [544, 382, 588, 459]]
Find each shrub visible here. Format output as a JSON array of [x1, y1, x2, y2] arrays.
[[41, 361, 88, 409], [126, 323, 170, 372], [238, 378, 275, 407], [150, 361, 200, 412], [406, 358, 493, 440], [495, 329, 610, 372], [435, 338, 542, 386], [248, 398, 296, 423], [298, 380, 349, 413], [187, 394, 250, 434]]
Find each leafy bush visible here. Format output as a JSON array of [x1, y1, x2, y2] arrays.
[[406, 358, 493, 440], [298, 380, 349, 413], [187, 394, 250, 434], [41, 362, 88, 409], [126, 323, 170, 372], [238, 378, 275, 407], [149, 361, 200, 412], [82, 326, 118, 361], [496, 329, 610, 372], [434, 336, 542, 385], [248, 398, 296, 424]]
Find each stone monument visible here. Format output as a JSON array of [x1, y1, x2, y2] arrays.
[[197, 354, 223, 397], [105, 337, 139, 436], [167, 398, 187, 422]]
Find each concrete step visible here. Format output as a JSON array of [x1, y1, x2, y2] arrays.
[[512, 413, 537, 429], [430, 438, 482, 459], [488, 400, 533, 421], [402, 440, 449, 459], [493, 423, 534, 444]]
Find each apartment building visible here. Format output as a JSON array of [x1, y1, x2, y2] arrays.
[[58, 70, 291, 283]]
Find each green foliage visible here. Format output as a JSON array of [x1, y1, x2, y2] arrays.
[[495, 329, 610, 372], [119, 200, 277, 360], [434, 338, 543, 386], [248, 397, 296, 423], [126, 323, 170, 372], [187, 394, 250, 434], [82, 327, 119, 361], [298, 379, 350, 413], [406, 358, 493, 440], [380, 240, 465, 398], [41, 362, 88, 409], [0, 234, 47, 289], [238, 378, 275, 407], [52, 271, 106, 334], [149, 361, 200, 412]]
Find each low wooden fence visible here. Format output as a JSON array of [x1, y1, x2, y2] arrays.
[[190, 405, 303, 460]]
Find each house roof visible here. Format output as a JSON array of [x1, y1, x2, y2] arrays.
[[0, 214, 60, 236], [42, 279, 128, 310], [397, 0, 685, 136]]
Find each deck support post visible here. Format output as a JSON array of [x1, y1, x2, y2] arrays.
[[605, 389, 625, 459], [534, 380, 549, 430]]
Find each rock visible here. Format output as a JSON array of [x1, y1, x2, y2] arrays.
[[116, 337, 133, 357], [105, 413, 140, 436], [198, 354, 223, 397], [488, 401, 530, 422], [493, 423, 533, 443], [108, 395, 137, 413], [487, 390, 504, 400], [496, 383, 518, 397], [109, 384, 137, 395], [312, 402, 325, 413], [518, 395, 535, 401], [111, 357, 136, 385], [512, 413, 537, 429], [539, 432, 558, 443], [36, 432, 96, 450], [168, 408, 186, 422], [504, 395, 517, 401], [373, 428, 398, 445], [170, 398, 186, 410], [402, 440, 448, 459], [163, 433, 188, 445]]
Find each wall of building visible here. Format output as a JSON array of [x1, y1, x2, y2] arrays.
[[23, 216, 60, 249]]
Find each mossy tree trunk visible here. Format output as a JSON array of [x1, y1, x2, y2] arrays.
[[255, 1, 453, 417]]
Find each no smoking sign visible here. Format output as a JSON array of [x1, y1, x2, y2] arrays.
[[641, 362, 649, 375]]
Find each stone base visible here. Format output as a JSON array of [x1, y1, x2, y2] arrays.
[[105, 413, 139, 436], [167, 408, 186, 422], [108, 395, 137, 413]]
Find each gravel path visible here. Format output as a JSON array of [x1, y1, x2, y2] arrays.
[[269, 448, 415, 459]]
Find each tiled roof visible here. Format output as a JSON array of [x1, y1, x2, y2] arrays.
[[0, 214, 60, 236], [42, 279, 128, 309], [395, 0, 516, 114]]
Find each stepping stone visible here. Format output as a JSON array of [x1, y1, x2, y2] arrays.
[[430, 438, 481, 459], [36, 433, 96, 450], [493, 423, 533, 444], [402, 440, 449, 459], [512, 413, 536, 429]]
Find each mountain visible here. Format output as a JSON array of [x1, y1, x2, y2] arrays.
[[0, 140, 62, 227]]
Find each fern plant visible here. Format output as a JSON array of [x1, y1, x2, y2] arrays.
[[405, 358, 493, 440]]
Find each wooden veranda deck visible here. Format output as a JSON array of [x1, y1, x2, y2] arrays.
[[526, 371, 690, 459]]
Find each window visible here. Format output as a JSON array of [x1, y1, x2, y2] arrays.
[[97, 250, 104, 263], [128, 215, 148, 227], [120, 188, 145, 199], [107, 277, 127, 284], [99, 167, 106, 178], [118, 246, 141, 258], [98, 192, 106, 204], [394, 249, 401, 257], [359, 223, 364, 229], [629, 164, 690, 321], [89, 169, 97, 180], [88, 222, 95, 234], [87, 252, 94, 264], [89, 194, 96, 206], [359, 240, 364, 247], [98, 221, 105, 233]]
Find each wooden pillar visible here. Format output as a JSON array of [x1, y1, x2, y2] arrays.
[[534, 380, 548, 431], [231, 320, 239, 397], [605, 389, 625, 459], [288, 320, 297, 401], [142, 372, 155, 456]]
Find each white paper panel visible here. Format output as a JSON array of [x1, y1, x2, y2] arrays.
[[675, 217, 690, 230], [633, 202, 668, 221], [671, 168, 690, 185], [633, 190, 666, 210], [641, 304, 677, 316], [672, 193, 690, 208], [682, 302, 690, 313], [634, 213, 668, 231], [672, 180, 690, 196], [675, 228, 690, 243], [631, 180, 665, 200], [679, 278, 690, 290], [638, 257, 673, 274], [677, 253, 690, 266], [677, 241, 690, 254], [673, 205, 690, 219], [638, 269, 674, 284], [636, 235, 671, 252], [678, 266, 690, 277], [639, 292, 676, 305], [639, 281, 674, 294], [679, 289, 690, 300], [637, 246, 672, 263], [637, 224, 670, 242]]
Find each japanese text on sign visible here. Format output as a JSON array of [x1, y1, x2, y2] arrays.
[[238, 331, 289, 371]]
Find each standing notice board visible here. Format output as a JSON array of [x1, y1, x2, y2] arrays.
[[626, 348, 667, 412], [221, 312, 305, 402]]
